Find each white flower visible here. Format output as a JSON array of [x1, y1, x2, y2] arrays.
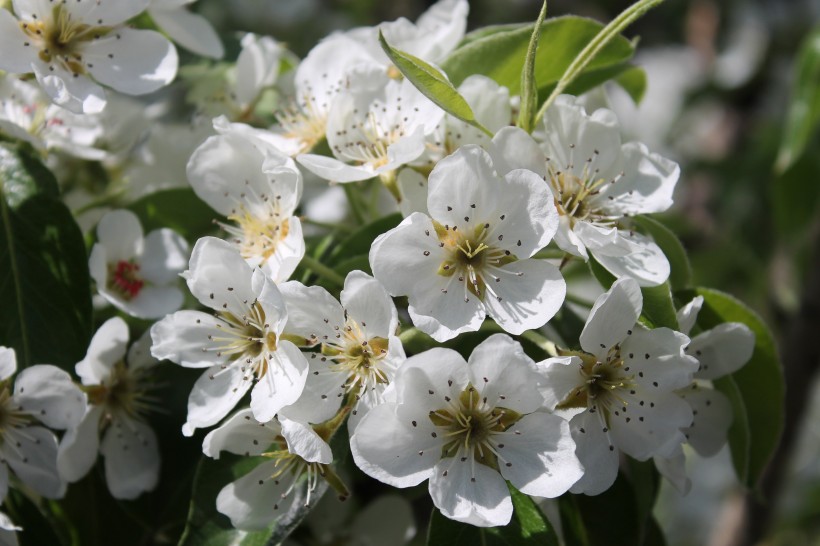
[[0, 510, 21, 546], [150, 237, 309, 435], [652, 296, 755, 492], [537, 278, 698, 495], [0, 0, 178, 113], [0, 75, 105, 160], [297, 71, 444, 184], [369, 145, 565, 342], [187, 118, 305, 283], [202, 409, 332, 530], [57, 318, 161, 499], [89, 209, 189, 319], [350, 335, 582, 527], [278, 271, 406, 430], [0, 347, 86, 500], [491, 95, 680, 286], [148, 0, 223, 59]]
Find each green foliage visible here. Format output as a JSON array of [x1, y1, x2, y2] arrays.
[[426, 486, 559, 546], [378, 32, 491, 136], [772, 152, 820, 239], [442, 16, 636, 97], [0, 143, 92, 369], [517, 2, 548, 133], [633, 216, 693, 291], [776, 26, 820, 173], [677, 287, 785, 490], [179, 455, 327, 546], [128, 188, 217, 243], [614, 65, 648, 104]]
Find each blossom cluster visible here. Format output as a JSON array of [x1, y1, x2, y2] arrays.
[[0, 0, 762, 542]]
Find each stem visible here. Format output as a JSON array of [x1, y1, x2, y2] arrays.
[[532, 248, 567, 260], [300, 217, 354, 233], [299, 255, 345, 287], [71, 188, 127, 216], [480, 321, 559, 357], [342, 183, 367, 225], [535, 0, 665, 121]]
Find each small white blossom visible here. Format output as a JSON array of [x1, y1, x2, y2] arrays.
[[0, 347, 86, 501], [351, 335, 582, 527], [278, 271, 406, 430], [89, 209, 189, 319], [370, 145, 565, 341], [0, 510, 21, 546], [0, 0, 178, 113], [151, 237, 309, 435], [148, 0, 223, 59], [538, 278, 698, 495], [203, 409, 332, 530], [57, 318, 161, 499], [187, 118, 305, 283]]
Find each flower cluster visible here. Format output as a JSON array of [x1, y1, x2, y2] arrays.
[[0, 0, 766, 542]]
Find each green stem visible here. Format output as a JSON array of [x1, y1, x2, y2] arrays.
[[532, 248, 567, 260], [300, 255, 345, 287], [342, 183, 367, 225], [480, 321, 559, 357], [535, 0, 665, 121], [71, 188, 127, 216], [565, 292, 595, 308], [300, 217, 354, 233]]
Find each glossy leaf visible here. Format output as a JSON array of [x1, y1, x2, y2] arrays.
[[517, 2, 548, 133], [128, 188, 216, 242], [614, 64, 648, 104], [442, 16, 635, 96], [677, 287, 784, 490], [0, 143, 92, 369], [633, 215, 693, 291]]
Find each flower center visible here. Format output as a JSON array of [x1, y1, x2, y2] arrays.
[[223, 204, 291, 265], [277, 100, 327, 154], [0, 387, 30, 435], [207, 302, 279, 381], [435, 222, 517, 300], [548, 171, 607, 225], [108, 260, 145, 300], [319, 317, 390, 395], [19, 6, 112, 75], [556, 349, 636, 415], [429, 384, 520, 467], [85, 361, 157, 419]]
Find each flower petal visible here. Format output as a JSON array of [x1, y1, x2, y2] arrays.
[[568, 411, 619, 495], [296, 154, 375, 183], [149, 6, 223, 58], [202, 408, 280, 459], [184, 236, 256, 313], [429, 454, 512, 527], [57, 406, 102, 482], [32, 64, 107, 114], [150, 310, 231, 368], [216, 460, 295, 530], [183, 365, 252, 436], [467, 334, 544, 414], [591, 232, 670, 287], [5, 426, 63, 498], [535, 355, 585, 411], [140, 228, 189, 285], [580, 277, 642, 359], [100, 416, 159, 499], [341, 271, 398, 339], [249, 341, 309, 423], [490, 126, 546, 177], [280, 417, 333, 464], [0, 347, 17, 381], [0, 10, 39, 73], [14, 365, 86, 430], [95, 210, 144, 263], [679, 384, 733, 456], [676, 296, 703, 335], [279, 281, 344, 343], [77, 317, 129, 384], [688, 323, 755, 380]]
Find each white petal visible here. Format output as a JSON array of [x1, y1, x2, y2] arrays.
[[296, 154, 375, 183], [0, 10, 39, 73], [608, 390, 692, 461], [249, 341, 309, 423], [118, 285, 184, 319], [535, 356, 585, 410], [568, 411, 619, 495], [183, 365, 252, 436], [426, 145, 500, 228], [383, 128, 427, 171], [467, 334, 544, 414], [95, 210, 144, 263], [279, 355, 346, 425], [552, 215, 588, 258], [279, 417, 332, 464], [63, 0, 150, 25], [458, 74, 510, 134], [0, 347, 17, 381], [5, 426, 64, 498], [57, 406, 102, 483], [0, 455, 8, 501], [341, 271, 398, 339], [85, 29, 178, 96], [126, 329, 158, 372], [140, 228, 189, 285], [149, 7, 223, 58], [654, 447, 690, 494], [234, 34, 281, 105], [216, 460, 296, 530], [32, 64, 106, 114], [483, 258, 566, 336], [429, 455, 512, 527], [350, 403, 440, 488], [498, 413, 582, 497], [679, 385, 733, 456], [688, 323, 755, 380], [408, 0, 468, 62], [591, 233, 670, 287], [397, 168, 428, 217], [676, 296, 703, 335], [580, 277, 642, 359], [202, 408, 279, 459], [13, 365, 86, 430], [490, 126, 546, 177], [621, 326, 698, 391], [77, 317, 129, 384], [100, 416, 159, 499], [407, 287, 485, 343], [185, 237, 256, 314], [150, 310, 230, 368], [494, 169, 558, 257], [596, 142, 679, 215], [257, 216, 305, 284], [279, 281, 344, 343]]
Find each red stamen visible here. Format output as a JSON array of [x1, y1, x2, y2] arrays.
[[110, 260, 144, 299]]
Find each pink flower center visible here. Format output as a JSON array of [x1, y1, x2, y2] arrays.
[[110, 260, 144, 299]]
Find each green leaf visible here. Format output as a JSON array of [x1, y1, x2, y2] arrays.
[[442, 16, 635, 96], [633, 215, 693, 291], [378, 32, 490, 136], [427, 486, 559, 546], [6, 490, 68, 546], [0, 143, 92, 369], [614, 64, 648, 104], [128, 188, 216, 242], [517, 1, 548, 133], [327, 212, 402, 265], [677, 287, 784, 490], [179, 454, 326, 546], [775, 26, 820, 173], [772, 152, 820, 238]]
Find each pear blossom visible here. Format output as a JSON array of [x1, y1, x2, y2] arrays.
[[351, 335, 583, 527], [0, 347, 86, 501], [297, 70, 444, 185], [148, 0, 223, 59], [151, 237, 309, 435], [202, 409, 333, 530], [57, 318, 161, 499], [89, 209, 189, 319], [370, 145, 565, 342], [0, 75, 105, 159], [278, 271, 406, 430], [0, 0, 178, 113], [491, 95, 679, 286], [0, 511, 20, 546], [653, 296, 755, 492], [187, 118, 305, 283], [538, 278, 698, 495]]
